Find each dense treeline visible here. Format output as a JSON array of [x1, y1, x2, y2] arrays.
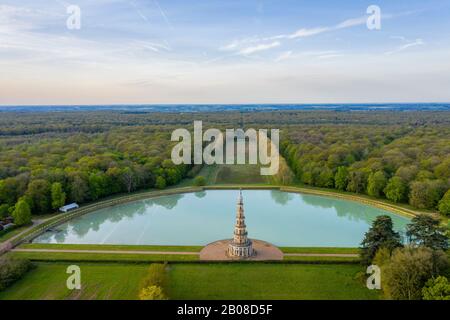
[[0, 126, 189, 220], [1, 110, 450, 136], [281, 124, 450, 214]]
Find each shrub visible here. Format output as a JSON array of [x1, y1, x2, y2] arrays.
[[141, 263, 167, 288], [372, 247, 392, 269], [0, 257, 34, 291], [382, 246, 448, 300], [422, 276, 450, 300], [155, 176, 166, 189], [438, 190, 450, 216], [193, 176, 206, 186], [138, 263, 169, 299], [139, 285, 168, 300]]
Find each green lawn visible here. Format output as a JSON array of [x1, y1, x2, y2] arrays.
[[0, 263, 148, 300], [0, 262, 379, 300], [7, 251, 199, 262], [19, 243, 203, 252], [168, 263, 379, 300]]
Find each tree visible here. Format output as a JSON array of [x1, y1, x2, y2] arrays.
[[334, 166, 349, 191], [384, 176, 407, 203], [155, 176, 166, 189], [139, 285, 167, 300], [406, 214, 448, 251], [121, 167, 136, 193], [193, 176, 206, 186], [25, 179, 51, 214], [367, 171, 387, 197], [12, 198, 32, 226], [438, 190, 450, 216], [0, 204, 10, 219], [360, 215, 402, 265], [88, 172, 109, 200], [316, 167, 334, 188], [0, 178, 19, 206], [51, 182, 66, 210], [383, 246, 448, 300], [346, 169, 367, 194], [409, 180, 447, 209], [422, 276, 450, 300], [68, 174, 89, 203]]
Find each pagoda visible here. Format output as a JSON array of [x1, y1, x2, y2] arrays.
[[227, 190, 255, 258]]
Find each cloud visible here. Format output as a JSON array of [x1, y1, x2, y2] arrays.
[[153, 0, 172, 29], [317, 53, 343, 59], [219, 10, 404, 56], [275, 51, 293, 62], [385, 38, 425, 55], [238, 41, 280, 55], [219, 14, 370, 55], [287, 27, 329, 39]]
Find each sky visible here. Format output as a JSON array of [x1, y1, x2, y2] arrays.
[[1, 0, 450, 105]]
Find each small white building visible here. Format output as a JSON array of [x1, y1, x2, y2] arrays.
[[59, 203, 79, 213]]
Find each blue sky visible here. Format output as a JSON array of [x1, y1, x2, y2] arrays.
[[1, 0, 450, 104]]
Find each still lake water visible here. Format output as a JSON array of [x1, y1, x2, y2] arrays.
[[33, 190, 410, 247]]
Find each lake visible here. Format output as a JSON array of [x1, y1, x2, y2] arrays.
[[32, 190, 410, 247]]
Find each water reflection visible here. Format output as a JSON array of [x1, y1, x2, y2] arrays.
[[270, 190, 294, 205], [194, 191, 207, 199]]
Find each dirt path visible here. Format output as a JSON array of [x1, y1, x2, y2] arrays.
[[0, 219, 48, 254], [284, 253, 358, 257]]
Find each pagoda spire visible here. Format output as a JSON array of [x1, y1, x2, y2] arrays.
[[227, 190, 254, 258]]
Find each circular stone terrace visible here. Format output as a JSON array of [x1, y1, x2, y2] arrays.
[[200, 239, 283, 261]]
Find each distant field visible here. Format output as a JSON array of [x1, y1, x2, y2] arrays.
[[168, 263, 379, 300], [0, 262, 378, 300]]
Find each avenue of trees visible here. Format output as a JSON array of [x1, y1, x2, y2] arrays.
[[1, 110, 449, 222]]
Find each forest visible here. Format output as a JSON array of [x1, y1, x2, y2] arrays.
[[0, 110, 449, 226]]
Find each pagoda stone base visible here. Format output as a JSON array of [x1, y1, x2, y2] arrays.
[[200, 239, 283, 261]]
